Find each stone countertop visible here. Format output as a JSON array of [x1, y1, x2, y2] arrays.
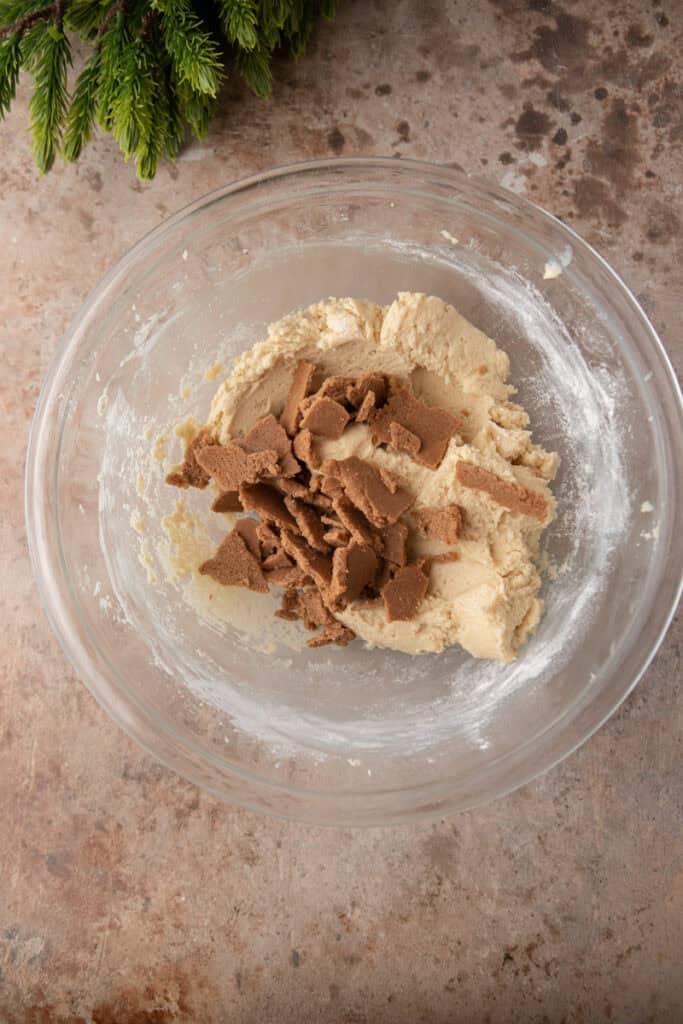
[[1, 1, 681, 1021]]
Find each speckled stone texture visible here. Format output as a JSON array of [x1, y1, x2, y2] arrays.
[[1, 1, 681, 1021]]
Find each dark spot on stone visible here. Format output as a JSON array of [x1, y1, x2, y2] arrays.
[[499, 151, 515, 164], [45, 852, 70, 878], [346, 87, 363, 100], [528, 0, 552, 11], [645, 201, 680, 245], [498, 82, 517, 100], [375, 83, 392, 96], [327, 127, 345, 154], [594, 87, 608, 100], [396, 120, 410, 142], [656, 12, 669, 26], [522, 73, 552, 90], [585, 98, 640, 195], [552, 127, 568, 145], [291, 949, 301, 967], [415, 69, 431, 83], [626, 24, 654, 47], [632, 251, 644, 261], [556, 149, 572, 170], [546, 88, 571, 112], [4, 926, 19, 941], [515, 12, 593, 93], [235, 971, 242, 992], [599, 48, 670, 90], [573, 175, 627, 227], [329, 983, 340, 1001], [645, 169, 656, 178], [649, 79, 683, 141], [481, 157, 488, 164], [86, 169, 103, 192], [570, 112, 582, 124], [515, 103, 551, 150]]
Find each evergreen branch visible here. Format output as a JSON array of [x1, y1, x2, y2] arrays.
[[0, 0, 337, 177], [219, 0, 257, 50], [177, 75, 214, 140], [95, 6, 128, 128], [27, 19, 71, 172], [0, 4, 56, 41], [0, 32, 22, 113], [62, 44, 100, 159], [109, 33, 154, 156], [154, 0, 222, 97], [237, 40, 271, 99]]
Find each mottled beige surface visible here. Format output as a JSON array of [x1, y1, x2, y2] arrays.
[[1, 1, 681, 1021]]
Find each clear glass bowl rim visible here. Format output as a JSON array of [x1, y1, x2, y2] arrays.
[[25, 157, 683, 825]]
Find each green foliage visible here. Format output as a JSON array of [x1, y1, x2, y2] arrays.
[[62, 46, 99, 160], [220, 0, 258, 50], [26, 22, 71, 172], [155, 0, 223, 96], [0, 33, 22, 114], [0, 0, 335, 178]]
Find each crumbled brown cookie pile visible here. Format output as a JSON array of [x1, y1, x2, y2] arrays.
[[167, 362, 465, 647]]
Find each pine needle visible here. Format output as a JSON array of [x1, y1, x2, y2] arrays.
[[0, 33, 22, 115], [237, 41, 271, 99], [62, 45, 100, 160], [27, 22, 71, 173], [220, 0, 258, 50], [155, 0, 222, 97]]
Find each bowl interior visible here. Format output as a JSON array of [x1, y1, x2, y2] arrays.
[[30, 162, 682, 823]]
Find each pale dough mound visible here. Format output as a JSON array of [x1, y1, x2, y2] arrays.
[[207, 293, 559, 661]]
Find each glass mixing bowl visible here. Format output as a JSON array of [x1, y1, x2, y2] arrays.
[[26, 159, 682, 825]]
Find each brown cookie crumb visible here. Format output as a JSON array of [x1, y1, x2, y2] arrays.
[[383, 521, 408, 566], [166, 429, 217, 489], [322, 526, 351, 547], [355, 390, 376, 423], [300, 396, 351, 440], [261, 548, 292, 571], [199, 530, 268, 593], [239, 482, 298, 532], [371, 384, 459, 468], [196, 443, 279, 492], [234, 517, 261, 559], [281, 360, 316, 436], [412, 504, 463, 544], [292, 428, 321, 470], [298, 589, 335, 631], [211, 491, 242, 513], [331, 493, 382, 551], [256, 521, 281, 555], [329, 541, 378, 609], [389, 421, 422, 459], [284, 497, 330, 553], [322, 456, 414, 527], [455, 461, 548, 522], [279, 529, 334, 590], [266, 565, 311, 588], [241, 415, 300, 477], [307, 623, 356, 648], [347, 373, 388, 408], [382, 563, 429, 621]]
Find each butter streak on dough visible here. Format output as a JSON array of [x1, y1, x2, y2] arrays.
[[207, 292, 559, 661]]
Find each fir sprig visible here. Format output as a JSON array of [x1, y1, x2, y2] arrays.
[[0, 0, 335, 178]]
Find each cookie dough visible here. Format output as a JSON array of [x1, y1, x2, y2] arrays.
[[171, 293, 559, 661]]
